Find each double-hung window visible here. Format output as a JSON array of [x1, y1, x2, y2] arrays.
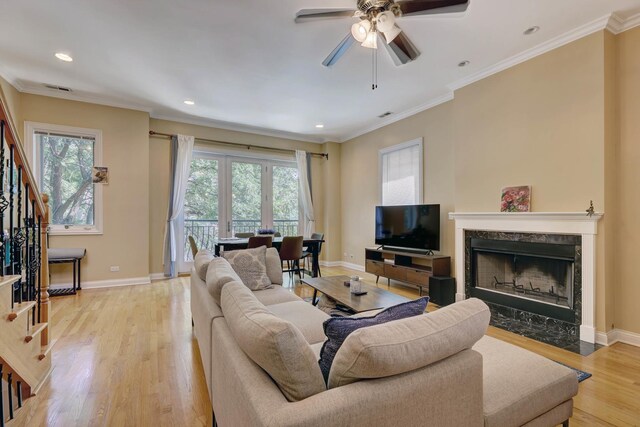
[[26, 122, 103, 235], [379, 138, 423, 205]]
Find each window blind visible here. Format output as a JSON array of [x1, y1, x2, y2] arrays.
[[381, 142, 421, 206]]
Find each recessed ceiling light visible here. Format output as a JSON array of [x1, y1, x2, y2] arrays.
[[54, 53, 73, 62], [184, 100, 195, 105], [524, 26, 540, 35], [458, 60, 470, 67], [315, 124, 324, 129]]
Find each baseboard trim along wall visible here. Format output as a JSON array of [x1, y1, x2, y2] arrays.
[[596, 329, 640, 348], [319, 260, 365, 272], [149, 273, 166, 281], [49, 276, 152, 290]]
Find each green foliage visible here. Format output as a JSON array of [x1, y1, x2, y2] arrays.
[[273, 166, 299, 221], [39, 135, 94, 225], [231, 161, 262, 221], [184, 158, 218, 220]]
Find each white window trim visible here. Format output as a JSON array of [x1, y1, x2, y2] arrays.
[[24, 121, 104, 236], [378, 138, 424, 206]]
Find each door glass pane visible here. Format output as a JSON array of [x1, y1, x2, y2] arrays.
[[183, 158, 219, 261], [272, 165, 299, 236], [231, 161, 262, 236]]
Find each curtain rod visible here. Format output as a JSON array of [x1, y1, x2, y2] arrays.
[[148, 131, 329, 159]]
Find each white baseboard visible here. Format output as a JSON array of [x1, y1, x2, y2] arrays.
[[149, 273, 166, 281], [49, 276, 151, 290], [595, 328, 640, 347], [319, 260, 342, 267]]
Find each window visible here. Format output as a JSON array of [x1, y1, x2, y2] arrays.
[[180, 152, 300, 264], [379, 138, 423, 206], [26, 122, 103, 235]]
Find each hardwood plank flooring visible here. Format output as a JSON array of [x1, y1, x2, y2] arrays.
[[9, 266, 640, 426]]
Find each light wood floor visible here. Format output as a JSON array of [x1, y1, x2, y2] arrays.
[[9, 265, 640, 426]]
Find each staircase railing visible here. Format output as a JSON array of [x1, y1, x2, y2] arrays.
[[0, 89, 51, 425]]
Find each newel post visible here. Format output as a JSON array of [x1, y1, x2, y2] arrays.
[[39, 194, 50, 346]]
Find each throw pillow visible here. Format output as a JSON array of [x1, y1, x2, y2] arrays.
[[193, 249, 215, 281], [206, 258, 243, 306], [223, 246, 272, 291], [265, 247, 283, 285], [328, 298, 490, 388], [221, 281, 327, 402], [318, 297, 428, 382]]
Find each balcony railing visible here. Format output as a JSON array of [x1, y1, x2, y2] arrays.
[[184, 219, 299, 261]]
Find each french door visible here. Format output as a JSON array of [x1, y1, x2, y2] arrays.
[[178, 153, 300, 271]]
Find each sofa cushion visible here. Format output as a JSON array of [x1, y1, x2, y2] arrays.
[[328, 298, 489, 389], [194, 249, 215, 281], [473, 335, 578, 427], [221, 281, 326, 402], [206, 257, 243, 306], [253, 287, 301, 306], [267, 301, 330, 345], [319, 297, 428, 383], [265, 247, 283, 285], [223, 246, 272, 291]]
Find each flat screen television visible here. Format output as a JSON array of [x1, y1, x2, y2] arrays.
[[375, 204, 440, 251]]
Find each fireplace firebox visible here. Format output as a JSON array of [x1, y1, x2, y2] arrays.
[[470, 238, 576, 323]]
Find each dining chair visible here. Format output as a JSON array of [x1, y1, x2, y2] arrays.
[[235, 232, 255, 238], [279, 236, 304, 281], [247, 235, 273, 249], [300, 232, 324, 277], [188, 235, 199, 259]]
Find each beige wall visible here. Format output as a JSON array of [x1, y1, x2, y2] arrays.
[[341, 100, 455, 268], [20, 94, 151, 284], [615, 26, 640, 335], [341, 32, 618, 333], [148, 118, 336, 275]]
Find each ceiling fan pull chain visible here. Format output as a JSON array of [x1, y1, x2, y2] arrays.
[[371, 42, 378, 91]]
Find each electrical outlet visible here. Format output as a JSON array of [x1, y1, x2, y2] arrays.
[[110, 266, 120, 272]]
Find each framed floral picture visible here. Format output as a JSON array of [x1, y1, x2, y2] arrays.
[[500, 186, 531, 212]]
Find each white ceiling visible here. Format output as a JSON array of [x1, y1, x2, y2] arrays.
[[0, 0, 639, 143]]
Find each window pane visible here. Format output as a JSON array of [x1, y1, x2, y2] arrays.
[[273, 166, 299, 236], [183, 158, 219, 261], [231, 162, 262, 235], [38, 134, 94, 225], [381, 144, 421, 206]]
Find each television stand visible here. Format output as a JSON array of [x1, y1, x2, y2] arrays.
[[365, 247, 451, 297]]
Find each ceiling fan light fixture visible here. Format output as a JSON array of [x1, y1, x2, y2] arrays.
[[375, 11, 396, 32], [351, 20, 371, 43], [382, 25, 402, 44], [361, 31, 378, 49]]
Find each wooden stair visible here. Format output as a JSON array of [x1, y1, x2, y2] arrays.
[[0, 276, 51, 404]]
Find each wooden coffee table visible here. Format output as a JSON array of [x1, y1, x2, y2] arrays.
[[301, 275, 412, 314]]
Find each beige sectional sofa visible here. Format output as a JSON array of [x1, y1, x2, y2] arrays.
[[191, 249, 578, 427]]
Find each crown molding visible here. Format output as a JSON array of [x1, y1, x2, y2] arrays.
[[607, 12, 640, 34], [150, 113, 328, 144], [338, 91, 454, 142], [19, 83, 152, 113]]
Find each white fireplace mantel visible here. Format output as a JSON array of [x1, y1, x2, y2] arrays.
[[448, 211, 603, 343]]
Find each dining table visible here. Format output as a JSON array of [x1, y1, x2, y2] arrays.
[[212, 236, 325, 277]]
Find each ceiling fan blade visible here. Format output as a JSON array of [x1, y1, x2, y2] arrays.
[[322, 34, 356, 67], [382, 31, 420, 66], [396, 0, 470, 17], [295, 9, 357, 23]]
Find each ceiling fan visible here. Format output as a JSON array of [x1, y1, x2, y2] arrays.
[[295, 0, 470, 67]]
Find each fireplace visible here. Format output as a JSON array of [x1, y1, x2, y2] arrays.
[[449, 212, 602, 348], [468, 235, 580, 326]]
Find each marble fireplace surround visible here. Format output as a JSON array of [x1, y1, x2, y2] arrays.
[[449, 212, 603, 344]]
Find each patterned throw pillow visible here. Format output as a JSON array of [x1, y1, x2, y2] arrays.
[[318, 297, 429, 382], [222, 246, 272, 291]]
